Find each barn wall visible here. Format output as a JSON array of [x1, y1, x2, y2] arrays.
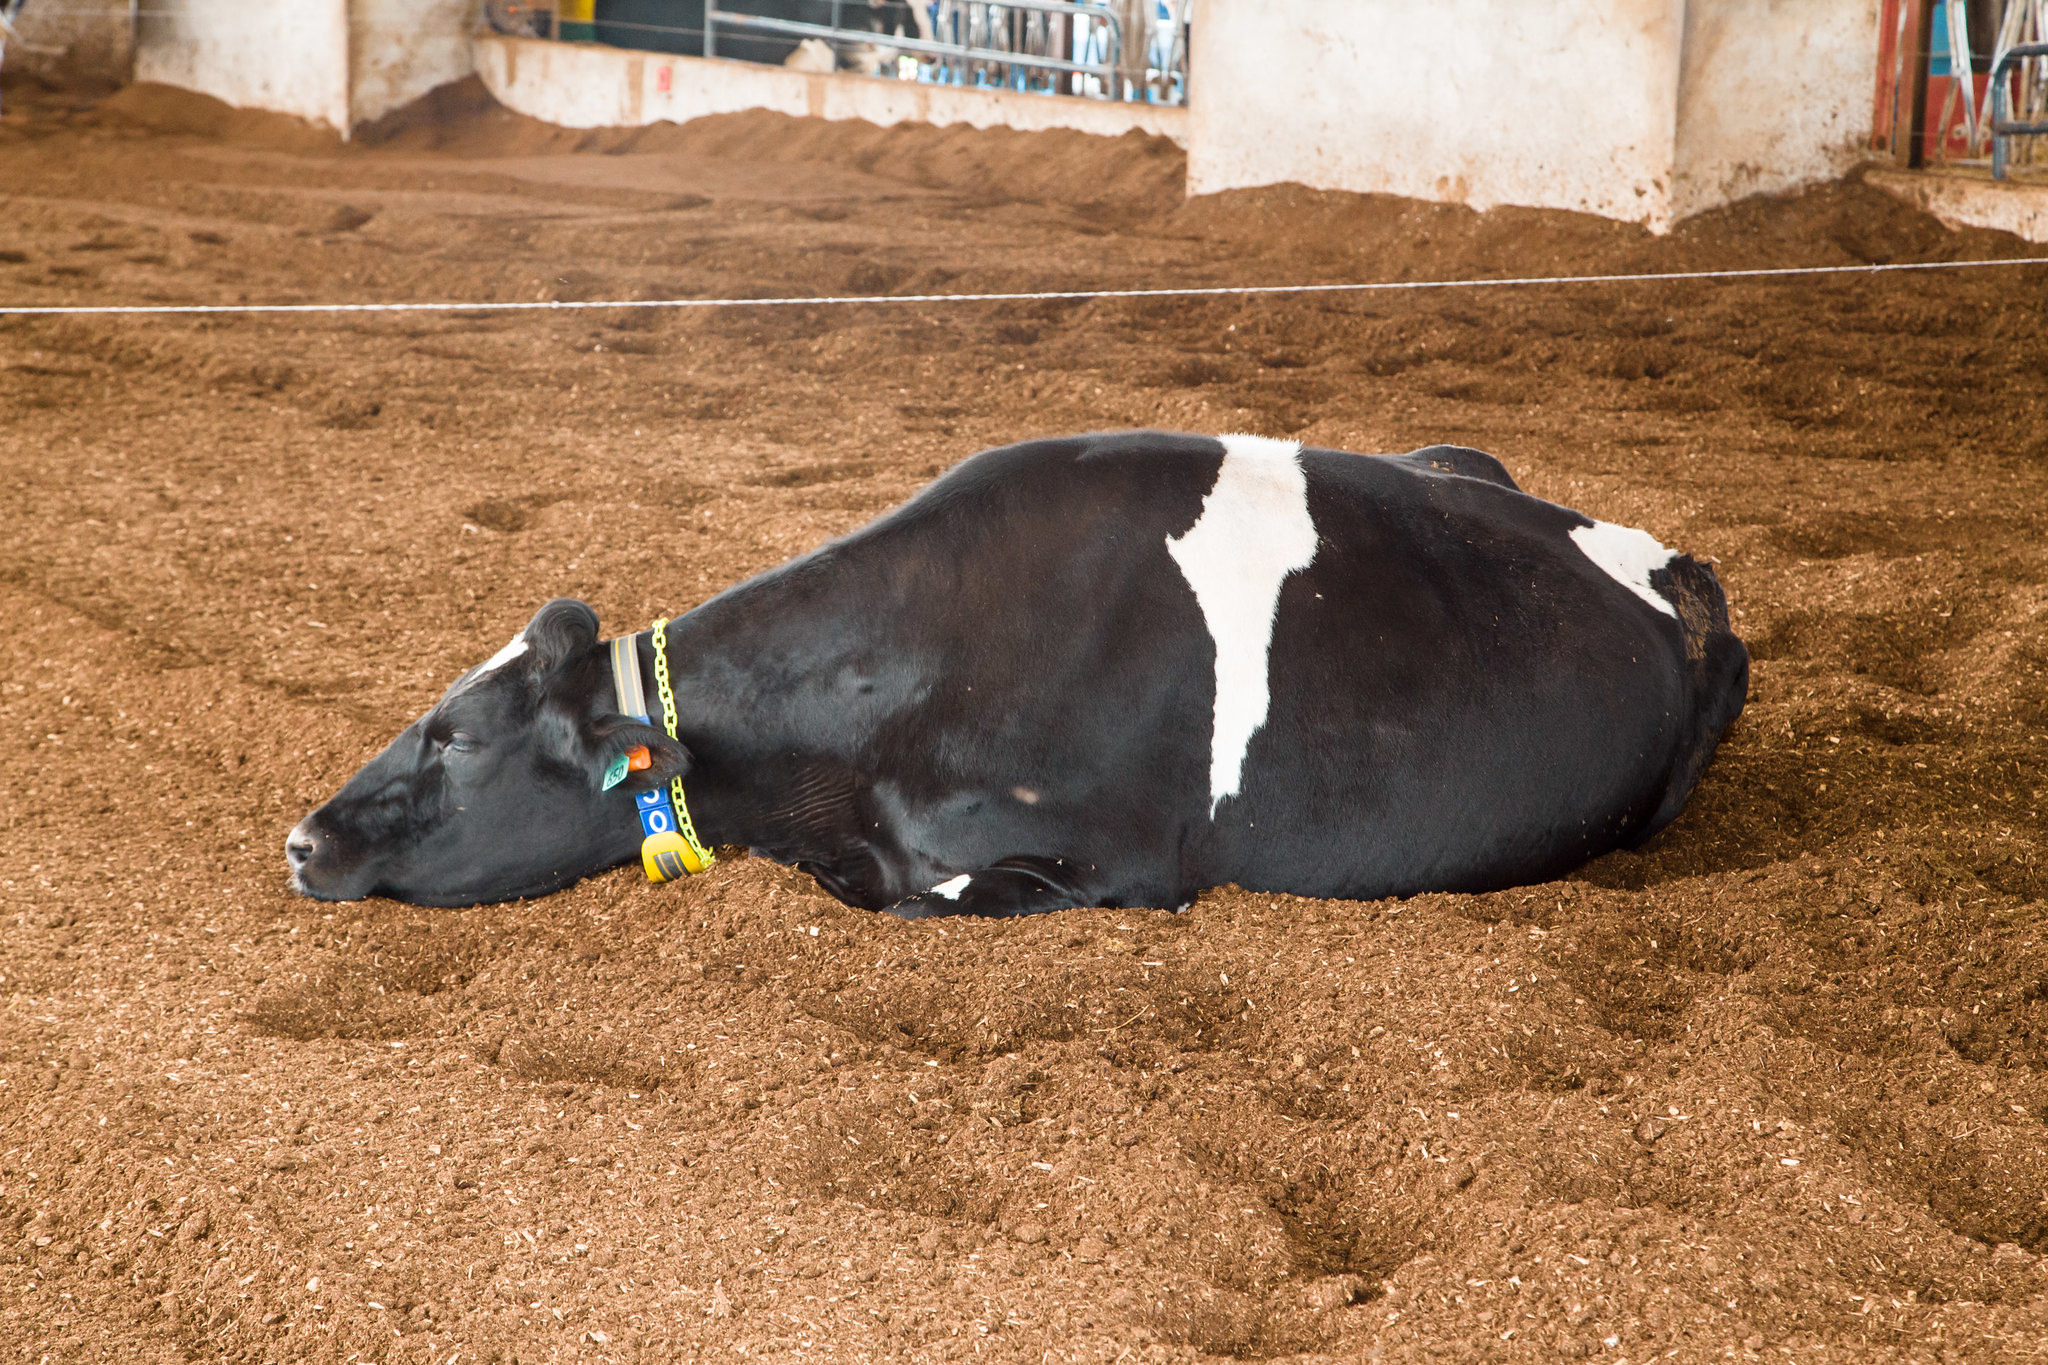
[[473, 33, 1189, 142], [1186, 0, 1882, 230], [350, 0, 477, 128], [121, 1, 1883, 226], [135, 1, 351, 132], [7, 0, 135, 89], [1185, 0, 1688, 229], [1867, 166, 2048, 243], [1672, 0, 1881, 220]]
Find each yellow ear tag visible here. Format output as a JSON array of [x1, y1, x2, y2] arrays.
[[641, 830, 708, 882]]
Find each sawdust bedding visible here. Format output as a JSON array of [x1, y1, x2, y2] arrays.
[[1, 74, 2047, 1365]]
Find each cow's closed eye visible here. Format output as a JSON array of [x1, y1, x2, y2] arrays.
[[443, 731, 482, 755]]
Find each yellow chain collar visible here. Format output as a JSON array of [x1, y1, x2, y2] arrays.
[[645, 617, 714, 877]]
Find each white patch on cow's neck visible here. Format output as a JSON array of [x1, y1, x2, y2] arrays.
[[1167, 434, 1319, 816], [1569, 521, 1678, 618], [474, 632, 530, 676], [931, 874, 971, 899]]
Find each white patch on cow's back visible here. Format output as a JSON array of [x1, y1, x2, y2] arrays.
[[931, 874, 971, 899], [1167, 434, 1319, 815], [1570, 521, 1678, 618]]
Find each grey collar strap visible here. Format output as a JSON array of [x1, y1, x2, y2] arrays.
[[609, 634, 650, 721]]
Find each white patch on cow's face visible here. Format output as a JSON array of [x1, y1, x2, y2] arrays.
[[474, 632, 530, 676], [931, 874, 972, 899], [1569, 521, 1678, 619], [441, 631, 530, 702], [1167, 434, 1319, 815]]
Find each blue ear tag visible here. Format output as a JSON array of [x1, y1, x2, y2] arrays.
[[601, 753, 631, 791]]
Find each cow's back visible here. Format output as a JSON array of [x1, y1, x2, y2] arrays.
[[672, 432, 1743, 910]]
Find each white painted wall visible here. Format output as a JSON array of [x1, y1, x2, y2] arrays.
[[473, 33, 1188, 142], [1186, 0, 1687, 228], [124, 1, 1887, 228], [1673, 0, 1881, 219], [135, 0, 351, 132], [1869, 167, 2048, 243], [7, 0, 135, 87], [351, 0, 476, 127], [131, 0, 472, 134], [1187, 0, 1883, 230]]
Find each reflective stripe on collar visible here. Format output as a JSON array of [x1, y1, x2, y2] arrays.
[[608, 631, 711, 881], [609, 633, 649, 719]]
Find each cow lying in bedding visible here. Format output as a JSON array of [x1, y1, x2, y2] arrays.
[[287, 431, 1748, 917]]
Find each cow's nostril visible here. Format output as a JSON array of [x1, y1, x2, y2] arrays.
[[285, 828, 318, 872]]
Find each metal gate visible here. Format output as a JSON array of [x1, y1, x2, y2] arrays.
[[488, 1, 1193, 106]]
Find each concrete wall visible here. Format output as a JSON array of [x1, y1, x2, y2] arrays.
[[473, 33, 1189, 142], [129, 0, 471, 134], [7, 0, 135, 89], [135, 0, 351, 132], [1869, 166, 2048, 243], [121, 1, 1886, 229], [1186, 0, 1687, 228], [350, 0, 476, 127], [1673, 0, 1881, 219], [1186, 0, 1883, 230]]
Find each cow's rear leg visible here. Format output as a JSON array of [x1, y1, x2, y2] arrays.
[[885, 856, 1091, 919]]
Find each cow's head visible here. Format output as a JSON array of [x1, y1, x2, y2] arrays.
[[285, 599, 691, 906]]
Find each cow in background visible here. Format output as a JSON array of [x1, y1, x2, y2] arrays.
[[569, 0, 929, 70]]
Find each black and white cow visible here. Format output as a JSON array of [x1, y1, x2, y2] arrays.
[[286, 431, 1748, 917], [579, 0, 929, 67]]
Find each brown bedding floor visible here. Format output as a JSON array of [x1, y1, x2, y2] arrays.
[[3, 76, 2048, 1365]]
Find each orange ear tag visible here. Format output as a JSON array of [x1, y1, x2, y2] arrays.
[[627, 745, 652, 772]]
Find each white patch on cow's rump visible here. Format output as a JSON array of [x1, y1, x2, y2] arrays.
[[1569, 521, 1678, 618], [1167, 434, 1319, 815], [931, 874, 971, 899]]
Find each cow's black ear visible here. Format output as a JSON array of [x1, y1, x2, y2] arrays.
[[524, 598, 600, 670], [587, 715, 693, 793]]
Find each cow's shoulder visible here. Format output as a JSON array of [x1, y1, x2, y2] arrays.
[[897, 430, 1228, 523], [940, 429, 1226, 484], [1381, 444, 1521, 490], [1068, 429, 1230, 465]]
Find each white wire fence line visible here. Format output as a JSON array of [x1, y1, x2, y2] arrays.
[[3, 256, 2048, 317]]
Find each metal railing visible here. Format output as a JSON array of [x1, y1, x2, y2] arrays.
[[709, 0, 1122, 91], [486, 2, 1191, 106], [1993, 41, 2048, 177]]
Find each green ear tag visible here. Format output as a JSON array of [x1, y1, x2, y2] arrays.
[[601, 753, 631, 791]]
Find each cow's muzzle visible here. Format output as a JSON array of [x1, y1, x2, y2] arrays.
[[284, 815, 369, 899], [285, 821, 316, 873]]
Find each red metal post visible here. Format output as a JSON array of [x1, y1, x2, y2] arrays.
[[1874, 0, 1901, 151], [1896, 0, 1935, 167]]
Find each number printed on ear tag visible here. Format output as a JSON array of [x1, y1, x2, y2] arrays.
[[602, 753, 631, 791]]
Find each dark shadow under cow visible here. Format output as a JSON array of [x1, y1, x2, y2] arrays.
[[286, 431, 1748, 917]]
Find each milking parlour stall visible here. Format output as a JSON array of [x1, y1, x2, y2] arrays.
[[4, 2, 2048, 1363]]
